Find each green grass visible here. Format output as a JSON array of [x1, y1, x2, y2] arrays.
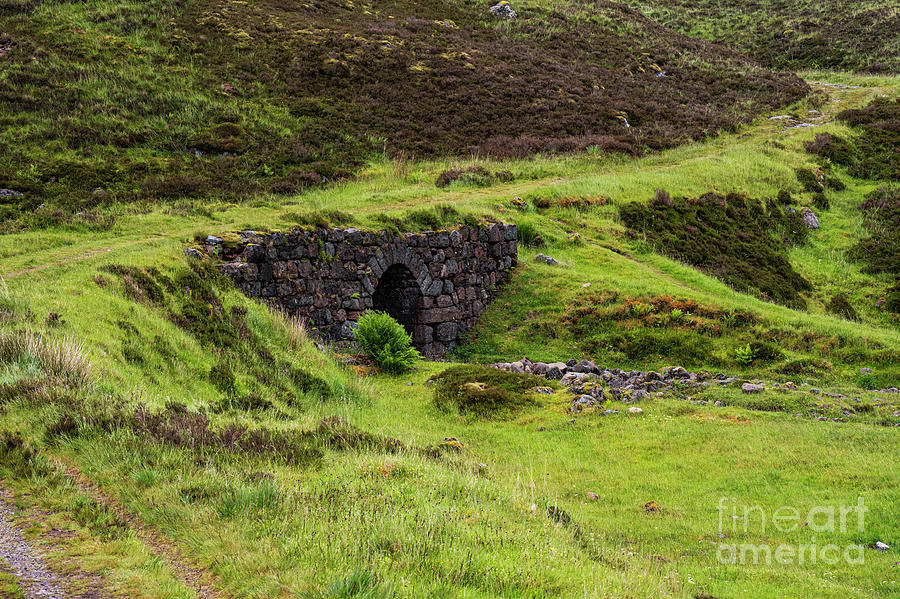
[[0, 73, 897, 597]]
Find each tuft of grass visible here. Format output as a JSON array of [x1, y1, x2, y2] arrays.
[[0, 330, 91, 387]]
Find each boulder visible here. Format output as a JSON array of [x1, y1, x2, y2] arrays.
[[531, 362, 549, 375], [742, 383, 765, 394], [800, 207, 820, 229], [535, 253, 567, 266], [560, 371, 592, 387], [489, 1, 517, 19]]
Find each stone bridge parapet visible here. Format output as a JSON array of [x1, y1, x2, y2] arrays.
[[210, 223, 517, 357]]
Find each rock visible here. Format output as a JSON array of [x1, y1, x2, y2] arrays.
[[206, 235, 223, 245], [810, 388, 820, 394], [570, 395, 597, 411], [860, 367, 872, 375], [714, 401, 723, 407], [183, 248, 202, 259], [560, 371, 592, 387], [874, 541, 890, 552], [601, 409, 618, 415], [339, 321, 358, 339], [628, 407, 643, 414], [742, 383, 765, 394], [535, 253, 565, 266], [0, 188, 24, 198], [535, 387, 554, 395], [489, 1, 517, 19], [546, 367, 565, 380], [800, 207, 819, 229], [531, 362, 549, 375], [91, 187, 109, 201], [586, 492, 599, 501]]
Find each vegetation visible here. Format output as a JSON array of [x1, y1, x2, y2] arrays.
[[0, 0, 807, 231], [0, 7, 898, 593], [431, 364, 543, 417], [612, 0, 900, 71], [355, 311, 420, 373], [619, 191, 812, 308]]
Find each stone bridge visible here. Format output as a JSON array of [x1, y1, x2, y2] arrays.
[[209, 224, 517, 357]]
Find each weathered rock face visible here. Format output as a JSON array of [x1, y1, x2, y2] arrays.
[[211, 224, 517, 358]]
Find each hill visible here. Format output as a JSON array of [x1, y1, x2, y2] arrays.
[[0, 72, 898, 598], [617, 0, 900, 72], [0, 0, 806, 231]]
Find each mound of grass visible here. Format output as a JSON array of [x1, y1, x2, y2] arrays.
[[431, 365, 543, 417], [620, 192, 812, 308], [0, 0, 806, 230], [102, 261, 335, 403]]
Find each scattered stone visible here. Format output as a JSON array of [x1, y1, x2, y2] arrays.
[[184, 248, 202, 259], [586, 492, 599, 501], [800, 207, 819, 229], [91, 187, 109, 201], [536, 426, 545, 431], [0, 188, 24, 198], [601, 409, 618, 416], [714, 401, 723, 407], [860, 367, 872, 375], [742, 383, 765, 394], [810, 388, 820, 394], [874, 541, 890, 552], [570, 395, 598, 412], [206, 235, 223, 245], [535, 386, 554, 395], [535, 253, 566, 266], [628, 407, 643, 414], [489, 1, 517, 19]]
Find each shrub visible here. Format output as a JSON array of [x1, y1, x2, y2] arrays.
[[209, 361, 236, 394], [885, 290, 900, 314], [734, 344, 757, 366], [827, 294, 859, 321], [355, 311, 419, 373], [620, 193, 812, 308], [796, 168, 824, 192], [749, 341, 783, 362], [431, 365, 542, 417], [812, 192, 829, 211], [855, 372, 882, 390], [516, 221, 544, 247]]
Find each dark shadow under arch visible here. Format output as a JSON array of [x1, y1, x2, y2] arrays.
[[372, 263, 424, 345]]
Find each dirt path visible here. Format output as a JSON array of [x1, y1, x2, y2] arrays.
[[55, 458, 228, 599], [0, 496, 68, 599]]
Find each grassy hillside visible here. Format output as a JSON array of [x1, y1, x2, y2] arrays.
[[0, 71, 898, 597], [611, 0, 899, 73], [0, 0, 807, 231]]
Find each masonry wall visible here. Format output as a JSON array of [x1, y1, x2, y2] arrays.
[[212, 224, 517, 357]]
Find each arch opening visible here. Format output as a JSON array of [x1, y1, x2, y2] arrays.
[[372, 264, 424, 344]]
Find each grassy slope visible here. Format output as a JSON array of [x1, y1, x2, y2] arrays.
[[0, 0, 807, 230], [0, 72, 898, 598], [522, 0, 900, 72]]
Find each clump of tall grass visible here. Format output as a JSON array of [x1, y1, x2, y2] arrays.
[[0, 330, 92, 387]]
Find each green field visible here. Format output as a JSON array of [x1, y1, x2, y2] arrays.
[[1, 0, 899, 596], [0, 69, 898, 597]]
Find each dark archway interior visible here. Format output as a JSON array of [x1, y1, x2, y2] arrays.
[[372, 264, 424, 341]]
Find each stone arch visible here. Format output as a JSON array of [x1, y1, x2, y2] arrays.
[[372, 263, 426, 347]]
